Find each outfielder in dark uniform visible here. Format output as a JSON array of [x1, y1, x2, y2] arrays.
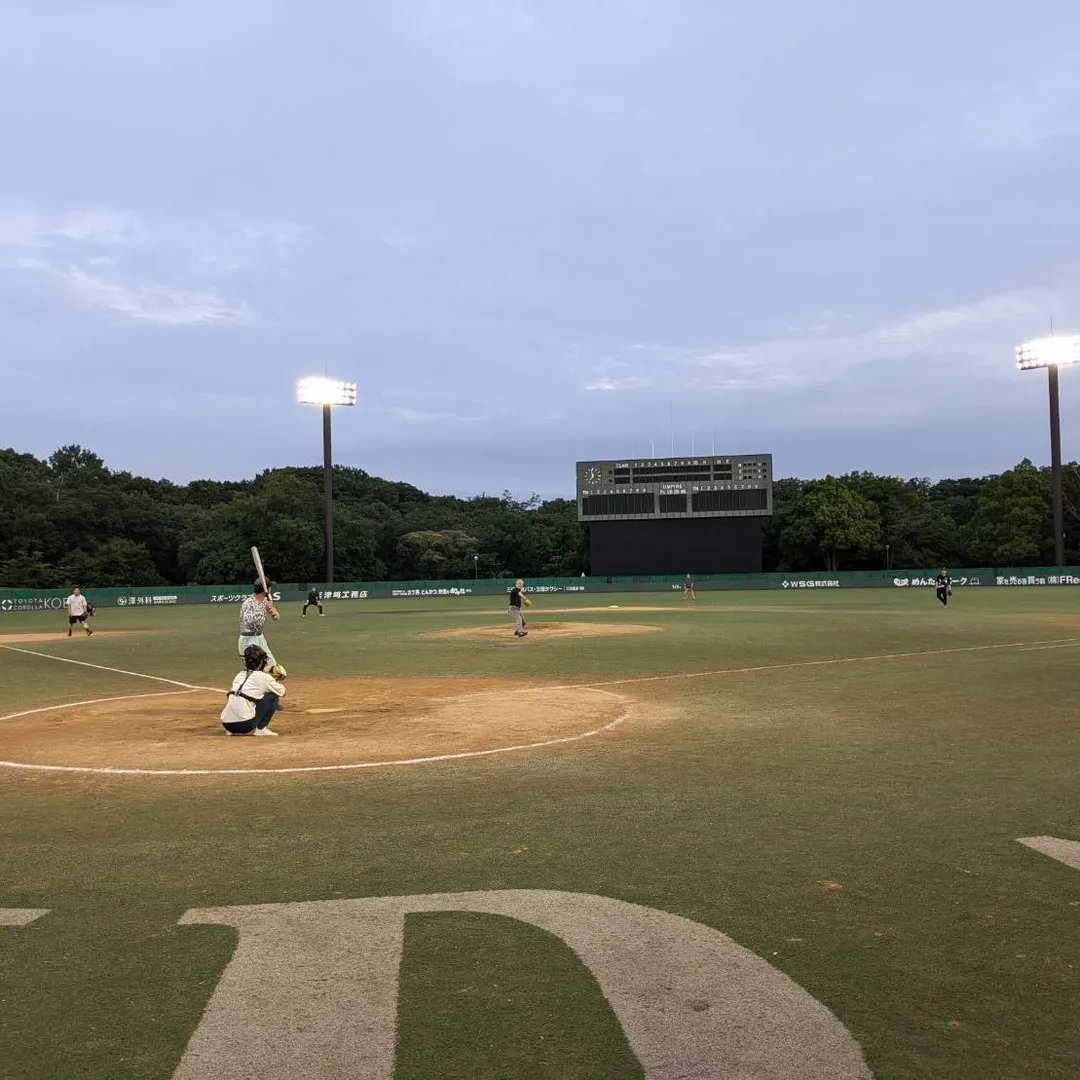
[[935, 568, 952, 607], [302, 585, 324, 618]]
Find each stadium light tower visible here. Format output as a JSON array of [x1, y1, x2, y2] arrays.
[[1016, 335, 1080, 567], [296, 376, 357, 583]]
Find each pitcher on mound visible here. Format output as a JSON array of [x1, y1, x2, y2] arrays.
[[508, 578, 531, 637]]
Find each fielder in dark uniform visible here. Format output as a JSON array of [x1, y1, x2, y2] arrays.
[[935, 568, 952, 607], [302, 585, 324, 618]]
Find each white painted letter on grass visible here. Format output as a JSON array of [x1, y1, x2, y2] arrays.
[[0, 909, 49, 926], [1018, 836, 1080, 873], [174, 890, 871, 1079]]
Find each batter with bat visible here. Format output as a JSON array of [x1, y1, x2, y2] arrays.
[[237, 547, 287, 677]]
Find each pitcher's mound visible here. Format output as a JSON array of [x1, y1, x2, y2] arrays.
[[425, 621, 662, 642], [0, 676, 632, 772]]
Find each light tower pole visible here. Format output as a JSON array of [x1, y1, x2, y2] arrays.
[[296, 376, 357, 583], [1016, 335, 1080, 567]]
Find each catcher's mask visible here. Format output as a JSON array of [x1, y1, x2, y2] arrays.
[[243, 644, 269, 671]]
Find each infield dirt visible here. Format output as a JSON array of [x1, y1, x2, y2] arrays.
[[0, 676, 633, 771]]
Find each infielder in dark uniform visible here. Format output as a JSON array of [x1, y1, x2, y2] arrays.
[[302, 585, 324, 618], [935, 567, 952, 607], [508, 578, 531, 637]]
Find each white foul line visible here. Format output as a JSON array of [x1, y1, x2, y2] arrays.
[[533, 636, 1080, 694], [0, 643, 221, 693]]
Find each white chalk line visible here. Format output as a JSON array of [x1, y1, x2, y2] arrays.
[[0, 643, 221, 693], [2, 634, 1078, 777], [0, 689, 207, 723], [528, 635, 1080, 694]]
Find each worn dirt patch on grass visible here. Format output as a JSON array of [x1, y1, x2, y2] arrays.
[[425, 621, 663, 642], [0, 676, 632, 771], [1029, 613, 1080, 629], [0, 630, 147, 645]]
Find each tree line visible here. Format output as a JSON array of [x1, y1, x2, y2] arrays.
[[0, 445, 1075, 588]]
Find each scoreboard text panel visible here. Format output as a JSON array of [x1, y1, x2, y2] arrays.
[[576, 454, 773, 522]]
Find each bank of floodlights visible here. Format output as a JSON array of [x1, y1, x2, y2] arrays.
[[296, 376, 358, 407]]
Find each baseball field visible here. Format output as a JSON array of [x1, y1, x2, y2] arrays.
[[2, 588, 1080, 1079]]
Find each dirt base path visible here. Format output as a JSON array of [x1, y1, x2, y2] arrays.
[[0, 676, 632, 772], [0, 630, 143, 645]]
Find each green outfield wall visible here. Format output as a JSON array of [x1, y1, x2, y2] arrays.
[[2, 567, 1079, 613]]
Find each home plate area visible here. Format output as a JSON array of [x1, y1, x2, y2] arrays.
[[0, 677, 632, 772]]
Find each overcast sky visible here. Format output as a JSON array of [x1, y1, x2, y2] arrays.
[[2, 0, 1079, 498]]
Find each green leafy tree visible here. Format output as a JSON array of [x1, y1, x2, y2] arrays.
[[840, 472, 959, 568], [0, 550, 61, 588], [965, 460, 1051, 566], [396, 530, 480, 579], [763, 478, 809, 571], [780, 477, 881, 571], [927, 476, 984, 530], [58, 539, 164, 588]]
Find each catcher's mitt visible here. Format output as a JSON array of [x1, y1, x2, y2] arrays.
[[264, 663, 288, 680]]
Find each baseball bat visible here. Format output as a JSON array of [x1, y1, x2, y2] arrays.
[[251, 545, 270, 596]]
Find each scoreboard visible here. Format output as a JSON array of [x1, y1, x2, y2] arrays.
[[576, 454, 773, 522]]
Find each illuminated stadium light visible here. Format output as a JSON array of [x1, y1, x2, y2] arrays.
[[296, 376, 358, 407], [1016, 335, 1080, 371], [295, 375, 357, 583], [1016, 334, 1080, 567]]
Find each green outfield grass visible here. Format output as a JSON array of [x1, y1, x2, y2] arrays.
[[2, 589, 1080, 1079]]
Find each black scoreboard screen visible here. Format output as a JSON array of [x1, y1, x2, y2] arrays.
[[576, 455, 773, 522]]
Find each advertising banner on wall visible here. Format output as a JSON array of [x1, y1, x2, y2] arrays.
[[994, 572, 1080, 586], [0, 566, 1077, 613]]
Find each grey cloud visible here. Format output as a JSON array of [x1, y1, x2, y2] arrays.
[[1, 0, 1079, 496]]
